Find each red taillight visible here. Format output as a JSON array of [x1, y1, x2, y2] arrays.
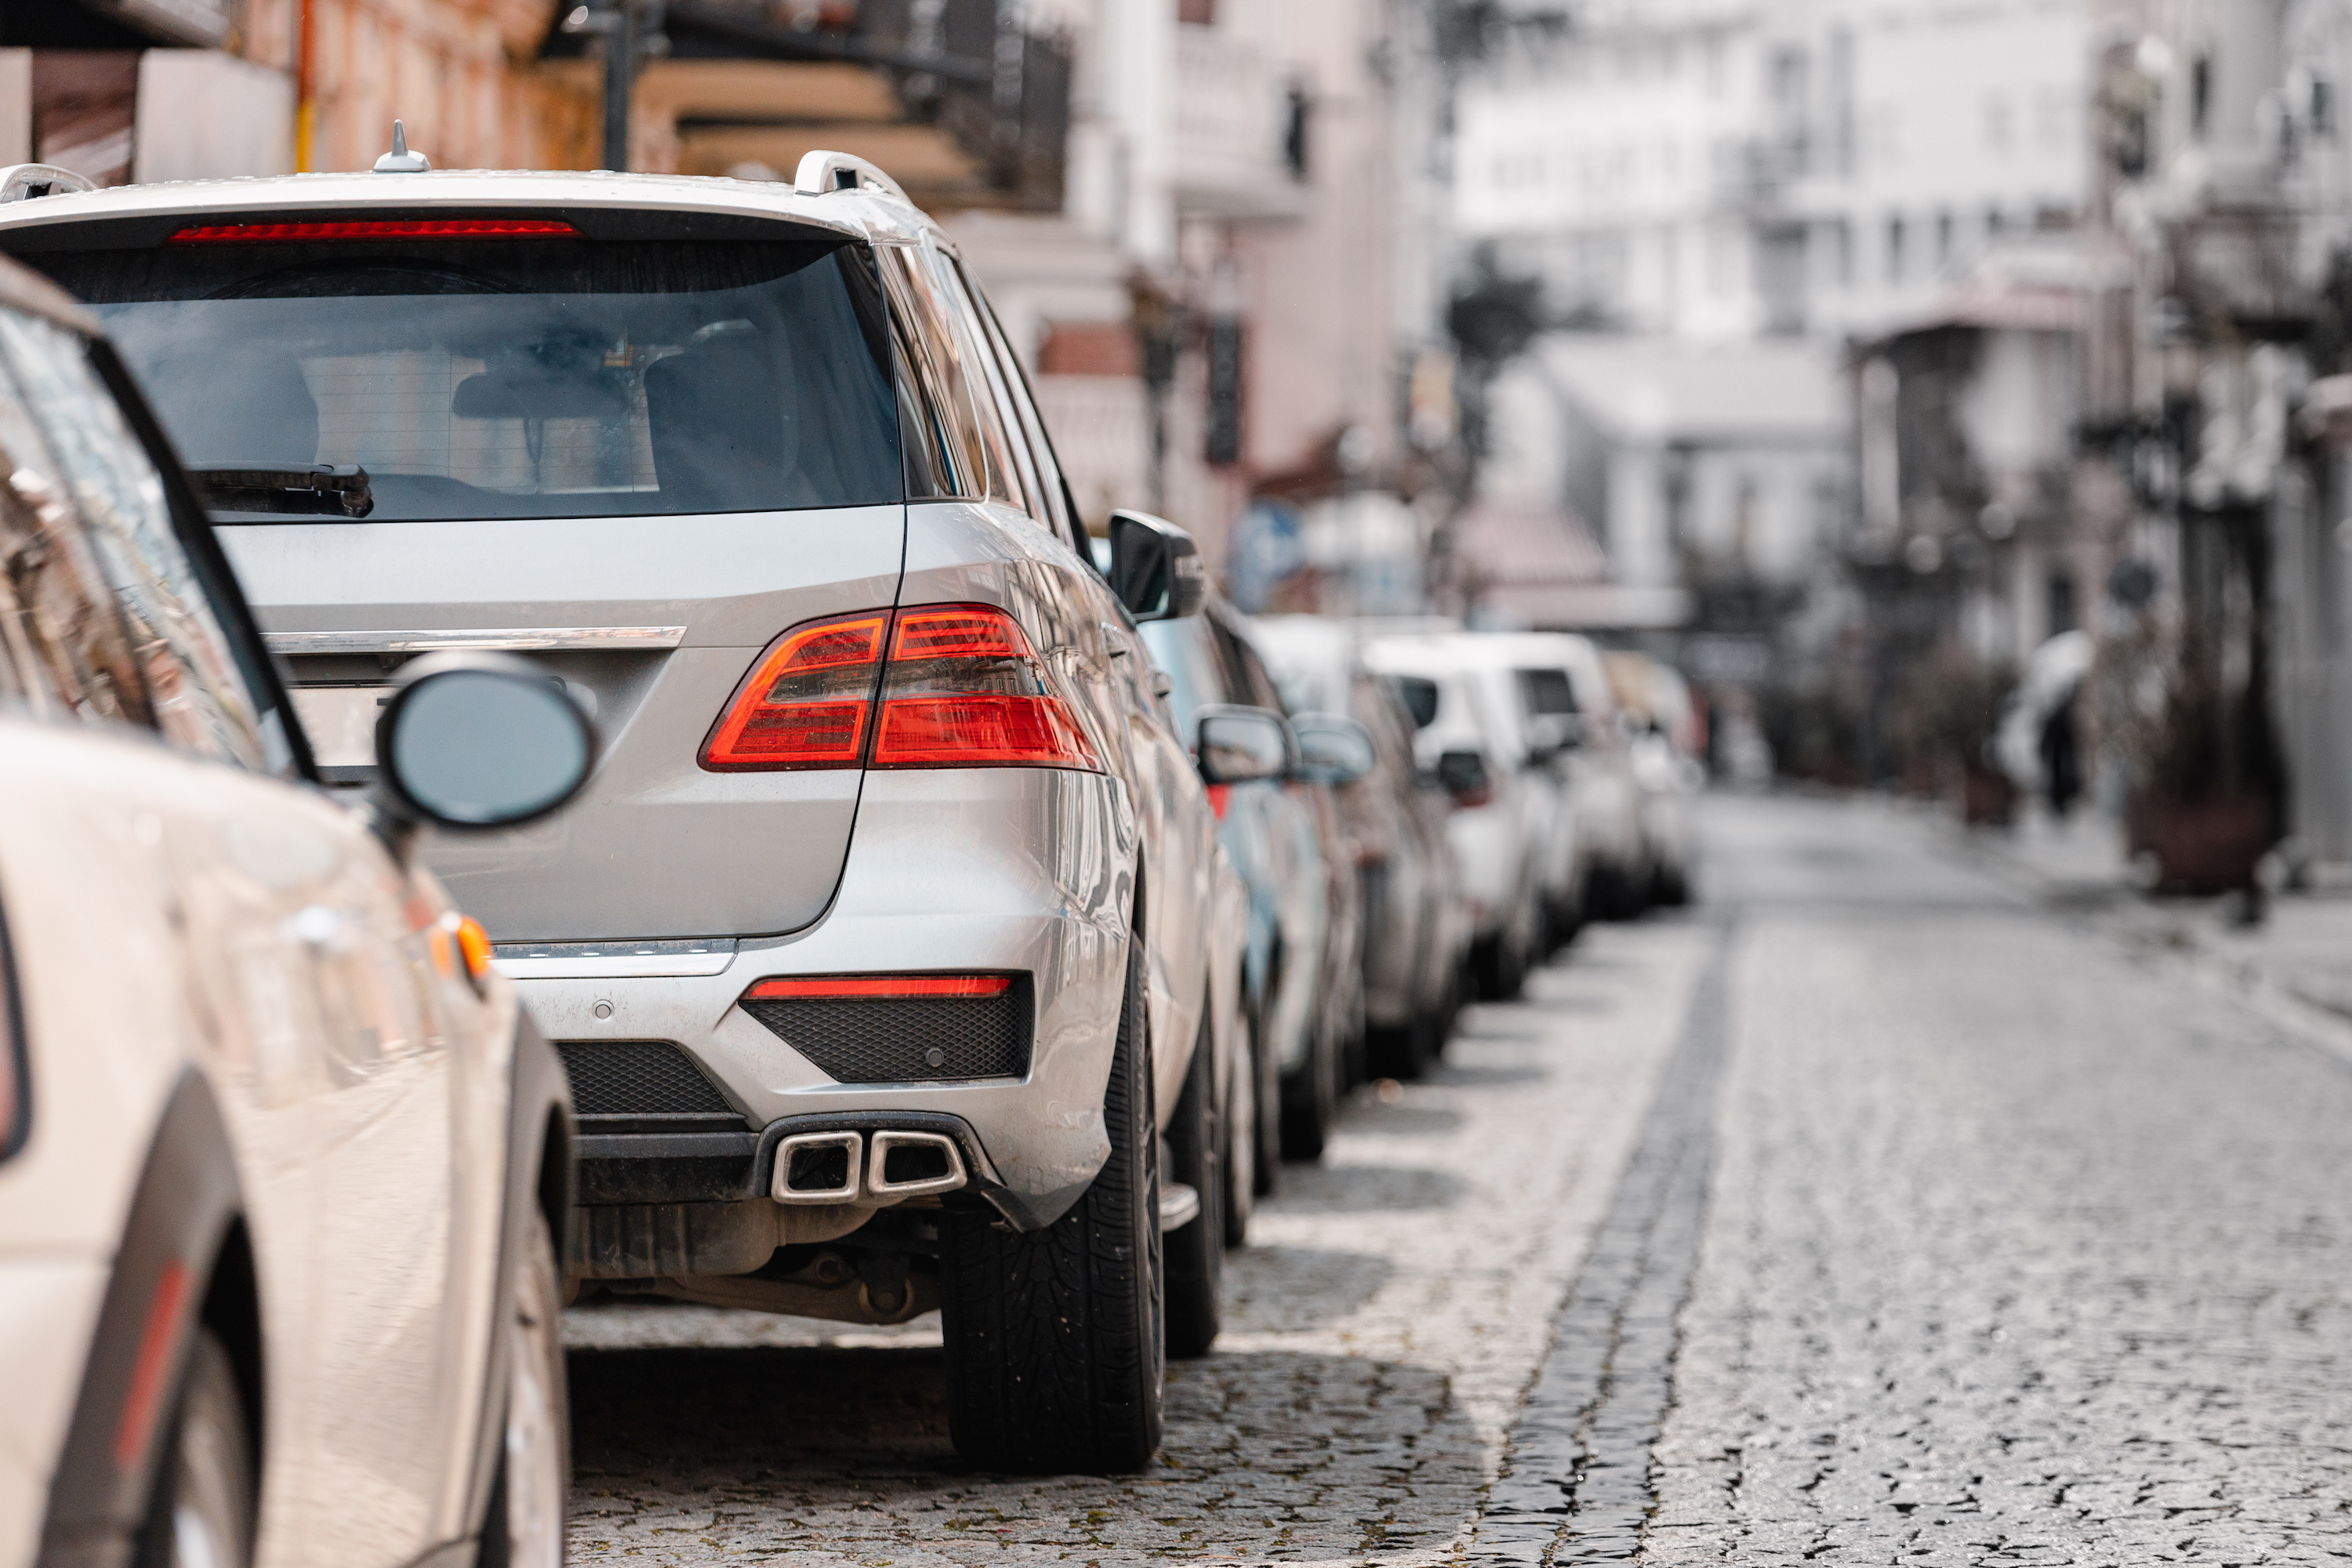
[[873, 604, 1099, 770], [1206, 782, 1232, 819], [702, 604, 1101, 774], [700, 612, 889, 771], [167, 219, 579, 245], [745, 975, 1014, 1000]]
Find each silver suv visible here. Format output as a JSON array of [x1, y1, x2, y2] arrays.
[[2, 149, 1246, 1474]]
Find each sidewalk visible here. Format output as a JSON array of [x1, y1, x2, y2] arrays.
[[1947, 803, 2352, 1060]]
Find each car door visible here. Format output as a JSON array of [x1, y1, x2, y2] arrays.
[[0, 299, 506, 1566]]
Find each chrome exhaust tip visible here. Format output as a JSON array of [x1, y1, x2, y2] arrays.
[[866, 1131, 967, 1199], [774, 1131, 862, 1203]]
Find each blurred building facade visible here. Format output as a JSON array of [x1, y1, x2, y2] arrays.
[[1452, 0, 2092, 343]]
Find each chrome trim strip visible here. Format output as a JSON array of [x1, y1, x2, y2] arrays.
[[263, 626, 687, 655]]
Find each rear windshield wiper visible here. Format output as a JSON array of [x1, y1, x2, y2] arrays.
[[189, 463, 373, 520]]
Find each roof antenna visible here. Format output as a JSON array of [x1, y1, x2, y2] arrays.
[[372, 120, 431, 174]]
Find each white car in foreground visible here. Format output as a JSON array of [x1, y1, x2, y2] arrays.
[[0, 251, 594, 1568]]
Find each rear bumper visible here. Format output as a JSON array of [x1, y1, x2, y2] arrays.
[[503, 768, 1135, 1234]]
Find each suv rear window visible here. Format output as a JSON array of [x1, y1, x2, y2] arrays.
[[30, 238, 902, 522]]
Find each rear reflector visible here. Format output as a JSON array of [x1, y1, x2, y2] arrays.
[[168, 219, 579, 245], [699, 603, 1100, 773], [745, 975, 1014, 1000]]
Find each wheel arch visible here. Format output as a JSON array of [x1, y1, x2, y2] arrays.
[[38, 1068, 247, 1567]]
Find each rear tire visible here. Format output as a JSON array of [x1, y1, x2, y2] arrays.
[[479, 1206, 569, 1568], [1279, 1011, 1340, 1161], [137, 1327, 254, 1568], [1164, 1007, 1224, 1359], [1250, 989, 1282, 1199], [939, 933, 1164, 1474]]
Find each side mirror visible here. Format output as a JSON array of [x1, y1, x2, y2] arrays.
[[372, 652, 597, 856], [1290, 711, 1376, 785], [1109, 509, 1207, 622], [1436, 748, 1493, 809], [1195, 705, 1290, 785]]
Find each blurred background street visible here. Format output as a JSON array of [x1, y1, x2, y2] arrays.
[[559, 793, 2352, 1563], [13, 0, 2352, 1559]]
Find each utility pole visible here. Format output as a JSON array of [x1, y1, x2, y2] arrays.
[[561, 0, 641, 171], [603, 0, 636, 172]]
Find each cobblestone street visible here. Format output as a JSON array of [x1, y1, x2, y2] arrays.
[[561, 796, 2352, 1565]]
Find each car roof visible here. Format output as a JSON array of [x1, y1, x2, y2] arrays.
[[0, 168, 942, 252], [0, 251, 97, 334]]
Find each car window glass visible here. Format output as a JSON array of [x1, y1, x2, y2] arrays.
[[37, 241, 901, 522], [892, 328, 960, 499], [1517, 666, 1579, 717], [964, 272, 1083, 547], [0, 310, 153, 728], [0, 310, 268, 768], [1225, 626, 1287, 713], [875, 246, 999, 502], [940, 257, 1047, 524], [915, 245, 1027, 514]]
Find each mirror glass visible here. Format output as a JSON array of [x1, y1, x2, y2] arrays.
[[386, 669, 592, 827], [1292, 713, 1377, 784], [1197, 710, 1289, 784]]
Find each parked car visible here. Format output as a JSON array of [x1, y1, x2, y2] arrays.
[[1254, 615, 1468, 1078], [1, 148, 1243, 1473], [1606, 651, 1703, 906], [1140, 597, 1370, 1168], [1473, 631, 1651, 923], [0, 252, 590, 1568], [1360, 637, 1548, 998]]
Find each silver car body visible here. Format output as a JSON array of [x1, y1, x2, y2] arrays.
[[0, 169, 1237, 1265], [0, 262, 568, 1568]]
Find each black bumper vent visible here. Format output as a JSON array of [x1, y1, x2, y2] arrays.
[[741, 980, 1033, 1083], [557, 1040, 735, 1117]]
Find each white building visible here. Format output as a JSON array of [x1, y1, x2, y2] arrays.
[[1452, 0, 2093, 343]]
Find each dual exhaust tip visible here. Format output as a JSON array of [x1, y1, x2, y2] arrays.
[[774, 1129, 967, 1204]]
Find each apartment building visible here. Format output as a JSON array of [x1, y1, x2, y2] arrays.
[[1452, 0, 2092, 343]]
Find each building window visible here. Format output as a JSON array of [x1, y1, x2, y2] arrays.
[[1179, 0, 1216, 24], [2191, 53, 2212, 139], [1831, 218, 1853, 285], [1936, 209, 1954, 270], [1886, 216, 1906, 284]]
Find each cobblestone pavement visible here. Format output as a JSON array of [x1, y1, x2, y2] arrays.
[[561, 913, 1711, 1563], [1642, 797, 2352, 1566], [562, 796, 2352, 1565]]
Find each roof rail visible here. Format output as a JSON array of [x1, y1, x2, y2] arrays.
[[0, 165, 97, 204], [792, 151, 908, 204]]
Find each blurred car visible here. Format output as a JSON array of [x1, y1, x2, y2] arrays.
[[1141, 598, 1370, 1171], [1362, 637, 1548, 998], [1606, 651, 1704, 906], [3, 150, 1243, 1474], [0, 253, 588, 1568], [1479, 632, 1651, 922], [1254, 615, 1468, 1078]]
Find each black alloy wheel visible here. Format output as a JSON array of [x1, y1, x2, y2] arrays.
[[938, 931, 1165, 1474], [1165, 1006, 1225, 1358]]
